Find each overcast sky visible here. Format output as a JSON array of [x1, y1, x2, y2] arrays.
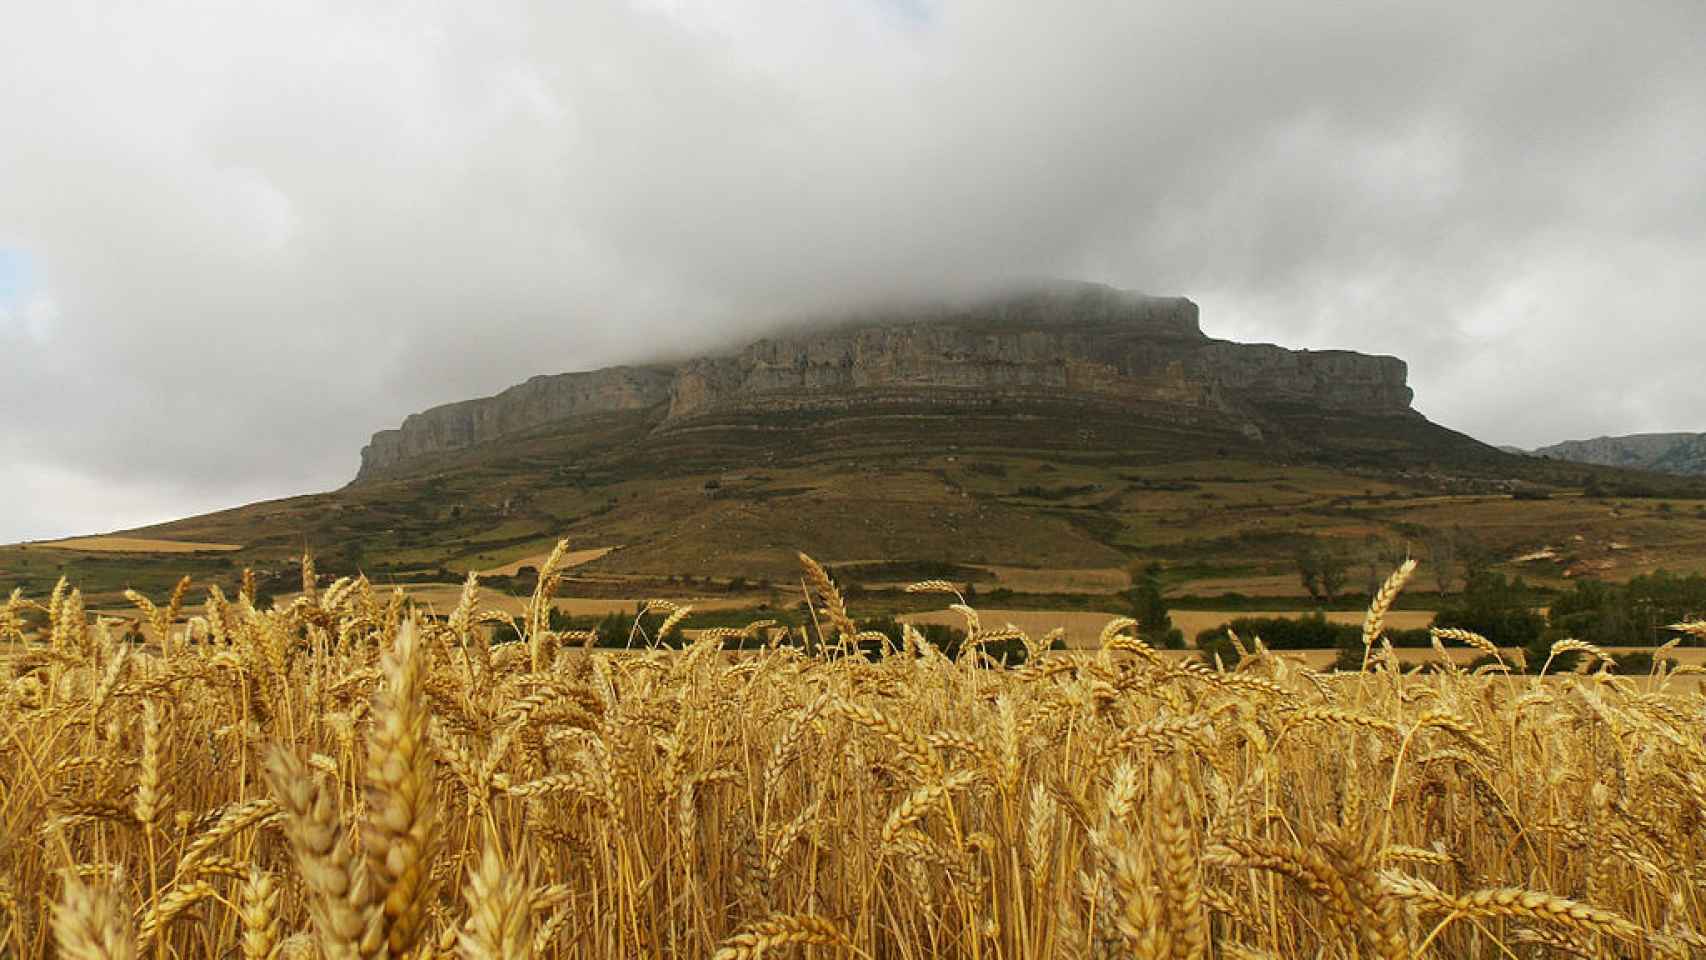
[[2, 1, 1703, 542]]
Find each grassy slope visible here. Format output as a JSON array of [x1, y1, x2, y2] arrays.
[[5, 399, 1706, 605]]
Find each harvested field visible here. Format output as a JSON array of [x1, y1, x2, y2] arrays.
[[480, 544, 614, 577], [26, 535, 242, 552]]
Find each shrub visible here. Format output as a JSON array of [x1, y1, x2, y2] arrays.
[[1196, 630, 1244, 669], [1606, 650, 1680, 675], [1192, 612, 1353, 651], [1433, 572, 1546, 649]]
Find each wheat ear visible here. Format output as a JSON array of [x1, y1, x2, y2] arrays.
[[262, 747, 385, 959], [1325, 826, 1409, 960], [363, 617, 439, 956], [798, 553, 856, 640], [241, 867, 284, 960], [1384, 872, 1644, 945], [457, 832, 532, 960], [53, 875, 137, 960], [882, 769, 980, 845], [1362, 557, 1417, 658], [712, 914, 848, 960], [1669, 620, 1706, 641], [1101, 832, 1170, 960], [1152, 761, 1207, 960]]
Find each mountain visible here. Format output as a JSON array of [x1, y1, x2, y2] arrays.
[[355, 284, 1425, 482], [12, 283, 1706, 603], [1529, 433, 1706, 477]]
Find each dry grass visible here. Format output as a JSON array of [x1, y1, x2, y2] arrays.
[[3, 547, 1704, 958]]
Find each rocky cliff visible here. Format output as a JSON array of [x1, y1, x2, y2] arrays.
[[358, 367, 674, 478], [1529, 432, 1706, 476], [354, 284, 1416, 481]]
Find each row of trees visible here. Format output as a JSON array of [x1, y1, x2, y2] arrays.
[[1190, 567, 1706, 673], [1548, 570, 1706, 646], [1411, 569, 1706, 651], [1294, 529, 1489, 602]]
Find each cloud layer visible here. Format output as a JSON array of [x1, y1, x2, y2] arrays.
[[2, 1, 1703, 540]]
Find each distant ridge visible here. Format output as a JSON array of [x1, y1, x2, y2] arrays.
[[1527, 432, 1706, 477]]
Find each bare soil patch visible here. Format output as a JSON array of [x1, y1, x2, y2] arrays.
[[1173, 574, 1311, 597], [979, 565, 1131, 594]]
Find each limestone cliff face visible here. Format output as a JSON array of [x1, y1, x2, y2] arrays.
[[353, 285, 1415, 481], [1197, 342, 1412, 412], [667, 300, 1411, 421], [357, 367, 673, 479], [667, 293, 1207, 417]]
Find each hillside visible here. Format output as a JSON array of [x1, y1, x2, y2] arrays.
[[1529, 432, 1706, 477], [6, 284, 1706, 605]]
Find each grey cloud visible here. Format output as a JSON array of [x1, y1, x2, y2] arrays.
[[1, 0, 1703, 540]]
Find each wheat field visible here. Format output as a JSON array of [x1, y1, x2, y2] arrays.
[[5, 544, 1706, 958]]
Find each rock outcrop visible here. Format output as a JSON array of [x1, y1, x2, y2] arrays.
[[354, 284, 1415, 481]]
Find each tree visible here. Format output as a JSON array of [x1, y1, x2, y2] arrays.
[[1128, 562, 1184, 648], [1295, 538, 1350, 604], [1460, 534, 1496, 583], [1425, 529, 1462, 596], [1364, 534, 1410, 597], [1295, 540, 1326, 602], [1320, 558, 1349, 604], [1432, 571, 1545, 650]]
